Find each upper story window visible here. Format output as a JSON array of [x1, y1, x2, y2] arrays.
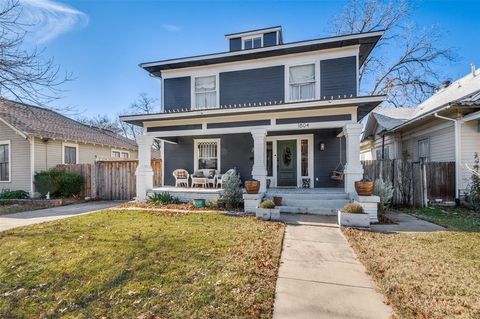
[[288, 64, 316, 101], [194, 75, 217, 109], [243, 36, 262, 49]]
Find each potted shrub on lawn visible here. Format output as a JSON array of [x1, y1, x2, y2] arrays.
[[255, 200, 281, 221], [337, 203, 370, 228]]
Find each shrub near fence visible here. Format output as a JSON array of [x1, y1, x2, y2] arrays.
[[362, 160, 455, 207], [56, 159, 162, 200]]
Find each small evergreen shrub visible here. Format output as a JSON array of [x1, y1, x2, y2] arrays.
[[34, 170, 84, 198], [147, 192, 180, 205], [259, 200, 275, 209], [0, 190, 29, 199], [374, 179, 394, 214], [465, 152, 480, 213], [343, 203, 364, 214], [220, 171, 243, 209]]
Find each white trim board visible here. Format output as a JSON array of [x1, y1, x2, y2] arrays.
[[0, 140, 12, 183]]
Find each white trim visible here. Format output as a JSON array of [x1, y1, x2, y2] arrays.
[[160, 140, 165, 186], [463, 110, 480, 121], [0, 140, 11, 183], [266, 134, 314, 188], [225, 26, 282, 39], [285, 61, 320, 102], [142, 31, 383, 68], [193, 138, 221, 172], [111, 149, 130, 158], [29, 137, 35, 195], [241, 35, 263, 50], [62, 142, 79, 164], [191, 74, 220, 110]]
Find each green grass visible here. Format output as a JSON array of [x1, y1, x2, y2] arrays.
[[343, 229, 480, 318], [402, 207, 480, 232], [0, 210, 285, 318]]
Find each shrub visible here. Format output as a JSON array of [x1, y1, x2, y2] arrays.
[[34, 170, 84, 198], [374, 179, 394, 214], [0, 190, 29, 199], [343, 203, 364, 214], [465, 152, 480, 213], [220, 170, 243, 209], [259, 200, 275, 209], [147, 192, 180, 205]]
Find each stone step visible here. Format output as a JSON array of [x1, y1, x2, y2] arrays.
[[278, 206, 338, 215]]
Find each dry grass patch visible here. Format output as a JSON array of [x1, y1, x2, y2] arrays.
[[343, 228, 480, 319], [0, 210, 285, 318]]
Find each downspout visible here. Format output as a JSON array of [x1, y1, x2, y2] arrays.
[[434, 113, 461, 201], [29, 136, 35, 197]]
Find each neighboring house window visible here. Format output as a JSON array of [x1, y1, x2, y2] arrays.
[[289, 64, 316, 101], [112, 151, 121, 158], [418, 138, 430, 161], [375, 146, 390, 160], [0, 141, 10, 182], [121, 152, 129, 158], [63, 143, 78, 164], [112, 150, 129, 158], [243, 36, 262, 49], [194, 76, 217, 109], [194, 139, 220, 171]]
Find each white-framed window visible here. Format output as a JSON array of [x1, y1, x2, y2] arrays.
[[62, 142, 78, 164], [375, 146, 390, 160], [0, 140, 11, 182], [242, 36, 262, 49], [194, 139, 221, 172], [194, 75, 217, 109], [111, 149, 129, 158], [288, 63, 317, 101], [418, 138, 430, 162]]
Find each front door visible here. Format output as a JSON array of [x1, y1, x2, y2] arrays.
[[277, 140, 297, 186]]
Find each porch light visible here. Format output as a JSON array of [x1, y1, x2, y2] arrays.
[[319, 142, 325, 151]]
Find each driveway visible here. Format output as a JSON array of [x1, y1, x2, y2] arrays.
[[273, 218, 393, 319], [0, 201, 121, 232]]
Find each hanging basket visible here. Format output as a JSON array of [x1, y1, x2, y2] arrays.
[[354, 181, 375, 196]]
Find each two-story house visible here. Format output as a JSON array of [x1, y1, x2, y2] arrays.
[[121, 26, 384, 203]]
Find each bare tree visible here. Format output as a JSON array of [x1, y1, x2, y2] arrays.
[[77, 114, 121, 133], [0, 0, 71, 107], [331, 0, 455, 107]]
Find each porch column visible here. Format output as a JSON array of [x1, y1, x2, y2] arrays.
[[135, 134, 154, 202], [343, 123, 364, 194], [251, 129, 268, 193]]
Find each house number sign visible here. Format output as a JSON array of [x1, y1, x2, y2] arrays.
[[298, 123, 310, 129]]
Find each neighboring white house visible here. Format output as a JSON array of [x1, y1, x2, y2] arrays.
[[0, 99, 138, 195], [361, 66, 480, 199]]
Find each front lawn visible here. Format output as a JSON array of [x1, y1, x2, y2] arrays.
[[403, 206, 480, 232], [343, 210, 480, 318], [0, 210, 285, 318]]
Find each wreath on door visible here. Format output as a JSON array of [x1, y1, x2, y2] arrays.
[[283, 147, 292, 166]]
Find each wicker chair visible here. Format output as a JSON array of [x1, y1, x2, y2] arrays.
[[216, 169, 236, 188], [172, 169, 190, 187]]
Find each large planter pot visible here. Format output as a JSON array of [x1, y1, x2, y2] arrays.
[[256, 207, 281, 221], [354, 181, 374, 196], [273, 196, 283, 206], [245, 180, 260, 194], [337, 210, 370, 228]]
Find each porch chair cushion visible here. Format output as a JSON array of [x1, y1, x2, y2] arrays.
[[175, 170, 187, 179], [207, 170, 216, 179], [193, 170, 204, 178]]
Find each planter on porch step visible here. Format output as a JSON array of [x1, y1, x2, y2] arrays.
[[354, 180, 374, 196], [244, 180, 260, 194], [273, 196, 283, 206], [337, 210, 370, 228], [255, 207, 281, 221]]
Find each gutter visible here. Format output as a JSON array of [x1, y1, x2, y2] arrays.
[[434, 113, 462, 201]]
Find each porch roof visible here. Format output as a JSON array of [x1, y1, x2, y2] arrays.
[[120, 95, 384, 126]]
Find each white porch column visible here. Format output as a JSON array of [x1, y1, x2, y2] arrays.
[[251, 129, 268, 193], [343, 123, 364, 195], [135, 134, 154, 202]]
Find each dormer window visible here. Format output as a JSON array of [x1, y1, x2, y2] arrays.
[[243, 36, 262, 50]]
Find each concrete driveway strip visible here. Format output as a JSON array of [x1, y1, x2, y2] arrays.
[[0, 201, 121, 232], [273, 224, 393, 319]]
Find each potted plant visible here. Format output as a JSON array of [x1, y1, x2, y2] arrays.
[[244, 179, 260, 194], [337, 203, 370, 228], [354, 177, 374, 196], [273, 196, 282, 206], [255, 200, 281, 221]]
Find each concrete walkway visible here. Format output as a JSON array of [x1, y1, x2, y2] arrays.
[[0, 201, 121, 232], [371, 212, 445, 233], [273, 222, 393, 319]]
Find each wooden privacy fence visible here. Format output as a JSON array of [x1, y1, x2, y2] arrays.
[[362, 160, 455, 207], [56, 159, 162, 200]]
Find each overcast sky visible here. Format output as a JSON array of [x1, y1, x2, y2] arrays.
[[19, 0, 480, 117]]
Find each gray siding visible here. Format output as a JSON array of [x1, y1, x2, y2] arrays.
[[164, 134, 253, 186], [314, 131, 345, 188], [229, 38, 241, 51], [219, 66, 284, 106], [263, 32, 277, 47], [163, 76, 191, 111], [320, 56, 357, 98]]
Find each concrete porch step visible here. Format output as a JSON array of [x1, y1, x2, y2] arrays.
[[280, 199, 350, 208], [278, 206, 338, 215], [266, 193, 349, 200]]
